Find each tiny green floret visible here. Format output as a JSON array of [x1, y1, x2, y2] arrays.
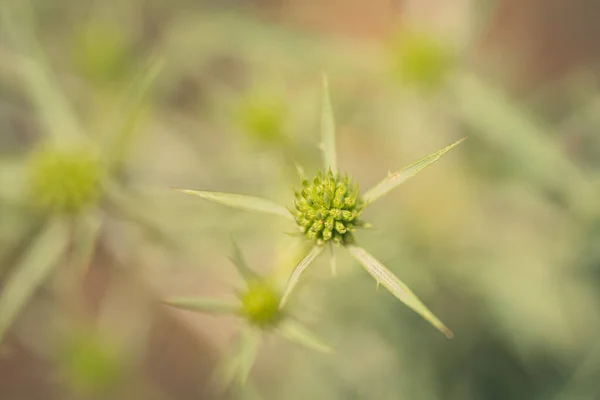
[[239, 280, 282, 328], [27, 145, 102, 214], [293, 169, 364, 246]]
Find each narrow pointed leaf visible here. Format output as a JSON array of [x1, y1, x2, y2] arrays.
[[279, 245, 324, 308], [102, 56, 165, 171], [362, 138, 466, 206], [70, 212, 103, 280], [1, 4, 82, 144], [277, 319, 333, 354], [173, 189, 293, 221], [346, 245, 453, 338], [163, 297, 239, 315], [321, 74, 337, 174], [0, 219, 69, 340], [229, 238, 256, 281], [229, 327, 262, 385]]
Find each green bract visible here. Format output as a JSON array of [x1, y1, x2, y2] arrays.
[[294, 170, 364, 245], [27, 145, 102, 214], [164, 241, 332, 386], [174, 75, 465, 339]]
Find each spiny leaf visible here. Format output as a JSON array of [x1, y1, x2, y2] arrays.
[[173, 189, 294, 221], [0, 219, 69, 341], [346, 244, 453, 338], [277, 319, 334, 354], [362, 138, 466, 206], [279, 245, 324, 308], [163, 298, 239, 315], [321, 74, 337, 174], [229, 238, 256, 281]]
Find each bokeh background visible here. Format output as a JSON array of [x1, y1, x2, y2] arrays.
[[2, 0, 600, 399]]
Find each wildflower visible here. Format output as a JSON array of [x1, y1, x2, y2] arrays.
[[175, 76, 464, 338], [164, 241, 332, 385]]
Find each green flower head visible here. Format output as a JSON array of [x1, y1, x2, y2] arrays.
[[239, 279, 282, 328], [27, 145, 103, 214], [293, 170, 364, 245]]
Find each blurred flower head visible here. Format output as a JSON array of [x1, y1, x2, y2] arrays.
[[239, 279, 282, 328], [26, 144, 103, 214], [233, 91, 288, 147], [388, 29, 454, 91], [70, 20, 132, 84]]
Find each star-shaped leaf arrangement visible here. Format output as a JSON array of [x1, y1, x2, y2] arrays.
[[164, 240, 332, 386], [174, 75, 465, 338]]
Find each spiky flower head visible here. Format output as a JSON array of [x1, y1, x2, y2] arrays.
[[239, 280, 282, 329], [27, 145, 102, 214], [293, 169, 364, 246]]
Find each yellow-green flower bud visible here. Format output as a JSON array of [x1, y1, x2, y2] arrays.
[[27, 145, 102, 214], [239, 280, 282, 328]]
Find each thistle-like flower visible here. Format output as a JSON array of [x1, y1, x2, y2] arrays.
[[175, 75, 465, 338], [164, 241, 332, 385]]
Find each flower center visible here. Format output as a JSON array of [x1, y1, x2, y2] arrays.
[[27, 146, 103, 214], [239, 281, 282, 328], [293, 170, 364, 245]]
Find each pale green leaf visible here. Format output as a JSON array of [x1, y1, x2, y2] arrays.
[[362, 138, 466, 206], [102, 56, 165, 171], [70, 212, 103, 280], [321, 74, 337, 174], [0, 219, 69, 340], [163, 297, 239, 315], [0, 158, 25, 205], [1, 4, 82, 144], [229, 238, 256, 281], [279, 245, 323, 308], [277, 319, 333, 354], [346, 244, 453, 338], [219, 327, 261, 386], [173, 189, 293, 220]]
